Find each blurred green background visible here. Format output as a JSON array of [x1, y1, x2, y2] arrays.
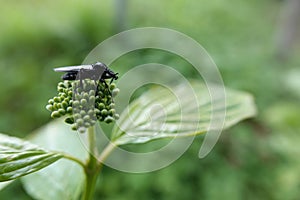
[[1, 0, 300, 199]]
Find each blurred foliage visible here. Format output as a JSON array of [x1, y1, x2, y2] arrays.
[[0, 0, 300, 199]]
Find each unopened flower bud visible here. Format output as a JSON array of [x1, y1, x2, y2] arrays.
[[104, 116, 114, 123], [47, 79, 119, 132], [112, 88, 119, 97], [58, 108, 66, 115], [76, 119, 84, 126], [51, 111, 61, 118], [78, 127, 86, 134], [101, 109, 108, 116], [53, 96, 61, 103], [46, 105, 53, 111]]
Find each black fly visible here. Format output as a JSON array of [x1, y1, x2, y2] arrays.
[[54, 62, 118, 97], [54, 62, 118, 85]]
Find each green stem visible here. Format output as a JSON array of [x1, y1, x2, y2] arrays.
[[97, 142, 116, 164], [81, 127, 118, 200], [82, 166, 100, 200], [88, 126, 97, 158], [61, 153, 86, 168], [82, 126, 100, 200]]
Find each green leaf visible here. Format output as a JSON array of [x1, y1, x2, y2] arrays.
[[0, 133, 63, 182], [0, 181, 13, 190], [112, 82, 256, 145], [21, 120, 88, 200]]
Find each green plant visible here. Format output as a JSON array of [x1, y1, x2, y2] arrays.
[[0, 77, 256, 200]]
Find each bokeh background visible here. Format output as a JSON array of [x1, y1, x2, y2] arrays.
[[1, 0, 300, 199]]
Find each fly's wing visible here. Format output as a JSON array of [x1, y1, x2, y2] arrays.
[[53, 65, 93, 72]]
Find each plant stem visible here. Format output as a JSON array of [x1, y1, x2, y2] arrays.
[[61, 153, 86, 168], [97, 142, 116, 164], [82, 165, 100, 200], [81, 127, 118, 200], [88, 126, 97, 158], [82, 126, 100, 200]]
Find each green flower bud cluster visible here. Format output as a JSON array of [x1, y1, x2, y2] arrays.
[[46, 80, 119, 133]]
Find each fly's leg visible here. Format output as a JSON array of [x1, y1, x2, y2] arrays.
[[95, 78, 112, 100]]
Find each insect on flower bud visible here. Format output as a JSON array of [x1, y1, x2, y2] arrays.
[[47, 65, 120, 132]]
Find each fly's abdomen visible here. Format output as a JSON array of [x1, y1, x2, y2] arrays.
[[62, 72, 78, 80]]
